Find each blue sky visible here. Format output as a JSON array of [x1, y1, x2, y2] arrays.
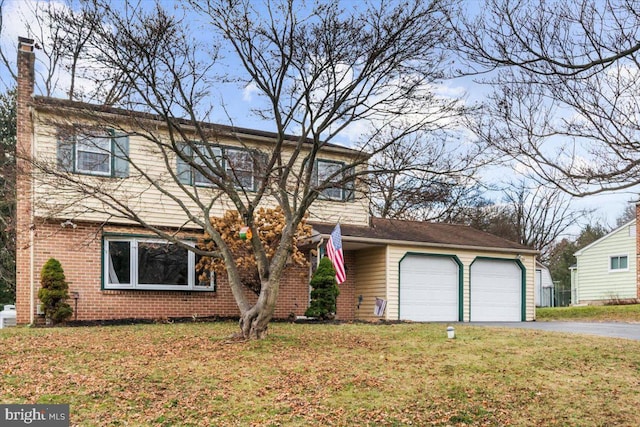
[[1, 0, 636, 233]]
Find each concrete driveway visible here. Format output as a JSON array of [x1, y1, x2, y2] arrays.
[[471, 321, 640, 341]]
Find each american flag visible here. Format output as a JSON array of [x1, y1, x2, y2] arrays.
[[327, 223, 346, 284]]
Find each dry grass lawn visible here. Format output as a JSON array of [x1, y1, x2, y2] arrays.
[[1, 321, 640, 426]]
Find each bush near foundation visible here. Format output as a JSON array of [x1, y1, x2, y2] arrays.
[[38, 258, 73, 324], [305, 257, 340, 319]]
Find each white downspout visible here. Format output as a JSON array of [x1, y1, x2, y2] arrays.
[[29, 226, 34, 325], [29, 110, 36, 325]]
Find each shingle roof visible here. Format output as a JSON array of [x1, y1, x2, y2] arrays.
[[30, 96, 359, 155], [312, 217, 535, 253]]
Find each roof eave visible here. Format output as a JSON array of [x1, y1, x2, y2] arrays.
[[324, 234, 538, 255], [574, 218, 636, 257]]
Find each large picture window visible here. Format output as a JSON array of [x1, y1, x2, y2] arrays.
[[104, 237, 215, 291]]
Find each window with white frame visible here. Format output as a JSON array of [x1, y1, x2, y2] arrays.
[[314, 159, 355, 201], [76, 134, 112, 175], [193, 146, 222, 187], [177, 144, 257, 190], [610, 255, 628, 271], [104, 237, 215, 291], [57, 128, 129, 178], [225, 148, 254, 189]]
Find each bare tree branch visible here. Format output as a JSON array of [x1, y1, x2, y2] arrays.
[[449, 0, 640, 195]]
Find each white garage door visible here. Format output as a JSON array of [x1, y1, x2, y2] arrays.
[[470, 259, 522, 321], [399, 255, 460, 321]]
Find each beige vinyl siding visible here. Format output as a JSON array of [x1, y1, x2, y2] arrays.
[[386, 245, 535, 322], [32, 112, 369, 228], [575, 224, 637, 302], [354, 246, 388, 321]]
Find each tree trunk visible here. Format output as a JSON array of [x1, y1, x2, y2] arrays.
[[238, 279, 279, 340]]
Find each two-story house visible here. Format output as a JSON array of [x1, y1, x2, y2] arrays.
[[15, 37, 537, 325]]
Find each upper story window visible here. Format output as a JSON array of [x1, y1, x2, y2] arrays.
[[177, 143, 259, 191], [193, 146, 222, 187], [226, 148, 254, 189], [57, 128, 129, 178], [76, 134, 111, 175], [610, 255, 628, 271], [314, 159, 355, 202], [104, 236, 215, 291]]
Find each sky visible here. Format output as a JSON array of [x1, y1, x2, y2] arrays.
[[0, 0, 637, 235]]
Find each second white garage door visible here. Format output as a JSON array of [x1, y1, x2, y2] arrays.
[[399, 255, 460, 321], [470, 259, 523, 321]]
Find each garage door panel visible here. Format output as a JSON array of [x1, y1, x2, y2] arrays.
[[400, 255, 459, 322], [470, 259, 522, 322]]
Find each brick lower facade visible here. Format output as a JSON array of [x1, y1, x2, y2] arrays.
[[16, 219, 356, 324]]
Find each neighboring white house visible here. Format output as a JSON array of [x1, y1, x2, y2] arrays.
[[572, 219, 638, 304], [535, 261, 554, 307]]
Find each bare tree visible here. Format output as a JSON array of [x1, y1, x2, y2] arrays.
[[448, 0, 640, 196], [30, 0, 464, 339], [367, 126, 488, 221], [454, 180, 587, 259], [1, 0, 123, 100], [0, 1, 17, 87], [501, 180, 588, 258], [44, 1, 102, 101], [614, 200, 636, 227]]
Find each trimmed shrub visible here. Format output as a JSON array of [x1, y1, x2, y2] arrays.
[[305, 257, 340, 319], [38, 258, 73, 324]]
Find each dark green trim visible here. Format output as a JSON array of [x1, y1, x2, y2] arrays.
[[100, 237, 105, 291], [181, 142, 259, 191], [109, 128, 116, 175], [469, 257, 527, 321], [103, 232, 198, 241], [397, 252, 463, 322], [61, 127, 129, 178], [101, 234, 213, 292]]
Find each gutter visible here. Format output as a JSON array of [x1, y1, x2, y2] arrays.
[[318, 233, 539, 256]]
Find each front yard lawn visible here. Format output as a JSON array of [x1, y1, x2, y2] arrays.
[[537, 304, 640, 322], [1, 322, 639, 426]]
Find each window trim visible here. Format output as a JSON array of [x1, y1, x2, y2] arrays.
[[609, 254, 629, 272], [314, 159, 355, 202], [58, 128, 129, 178], [193, 145, 222, 187], [75, 133, 112, 176], [225, 147, 255, 190], [178, 143, 257, 191], [103, 236, 216, 291]]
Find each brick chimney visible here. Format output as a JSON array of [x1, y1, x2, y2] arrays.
[[17, 37, 35, 98], [15, 36, 35, 325]]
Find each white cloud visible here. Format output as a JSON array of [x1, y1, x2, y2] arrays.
[[242, 82, 259, 102]]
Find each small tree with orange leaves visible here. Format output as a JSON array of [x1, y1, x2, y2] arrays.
[[197, 207, 312, 295]]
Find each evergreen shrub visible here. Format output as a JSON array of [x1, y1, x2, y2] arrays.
[[305, 257, 340, 319], [38, 258, 73, 324]]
